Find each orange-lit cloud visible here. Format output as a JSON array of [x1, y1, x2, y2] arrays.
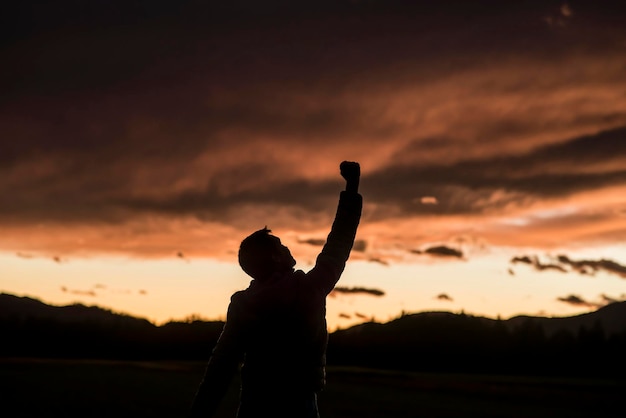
[[2, 0, 626, 264]]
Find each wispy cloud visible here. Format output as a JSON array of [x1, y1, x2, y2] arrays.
[[60, 284, 149, 298], [600, 294, 626, 304], [413, 246, 464, 259], [556, 294, 599, 308], [61, 286, 97, 297], [557, 255, 626, 279], [331, 286, 385, 297], [557, 292, 626, 309], [511, 254, 626, 279], [298, 238, 327, 247], [367, 257, 390, 266], [298, 238, 367, 253], [511, 255, 567, 273], [436, 293, 453, 301]]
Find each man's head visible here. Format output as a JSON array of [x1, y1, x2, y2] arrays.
[[238, 227, 296, 281]]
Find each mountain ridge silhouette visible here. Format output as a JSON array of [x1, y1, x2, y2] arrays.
[[3, 292, 626, 336], [2, 292, 625, 377]]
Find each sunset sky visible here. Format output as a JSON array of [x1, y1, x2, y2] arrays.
[[2, 1, 626, 330]]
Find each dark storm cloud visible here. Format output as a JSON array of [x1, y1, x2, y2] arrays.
[[368, 126, 626, 217], [4, 3, 626, 223], [3, 0, 626, 257], [331, 287, 385, 297]]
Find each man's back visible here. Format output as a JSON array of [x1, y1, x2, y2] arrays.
[[233, 269, 330, 394], [230, 271, 328, 417]]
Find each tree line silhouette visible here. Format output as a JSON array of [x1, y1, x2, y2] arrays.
[[1, 294, 625, 378]]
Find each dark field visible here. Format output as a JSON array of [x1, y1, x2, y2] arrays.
[[1, 358, 623, 417]]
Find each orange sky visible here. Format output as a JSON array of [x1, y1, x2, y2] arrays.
[[2, 1, 626, 329]]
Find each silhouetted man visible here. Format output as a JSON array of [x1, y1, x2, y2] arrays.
[[190, 161, 362, 418]]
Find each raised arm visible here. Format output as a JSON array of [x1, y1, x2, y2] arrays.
[[308, 161, 362, 294]]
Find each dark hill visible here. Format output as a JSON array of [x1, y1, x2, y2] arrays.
[[328, 304, 626, 377], [0, 293, 223, 360], [506, 301, 626, 337], [0, 293, 153, 327], [334, 302, 626, 340]]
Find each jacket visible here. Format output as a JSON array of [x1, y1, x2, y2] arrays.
[[190, 190, 362, 417]]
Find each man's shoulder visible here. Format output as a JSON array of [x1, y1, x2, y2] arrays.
[[231, 288, 248, 299], [229, 289, 251, 307]]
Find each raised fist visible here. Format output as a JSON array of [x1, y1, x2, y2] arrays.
[[340, 161, 360, 180], [340, 161, 360, 193]]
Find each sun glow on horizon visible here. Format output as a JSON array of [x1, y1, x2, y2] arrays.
[[3, 240, 625, 331]]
